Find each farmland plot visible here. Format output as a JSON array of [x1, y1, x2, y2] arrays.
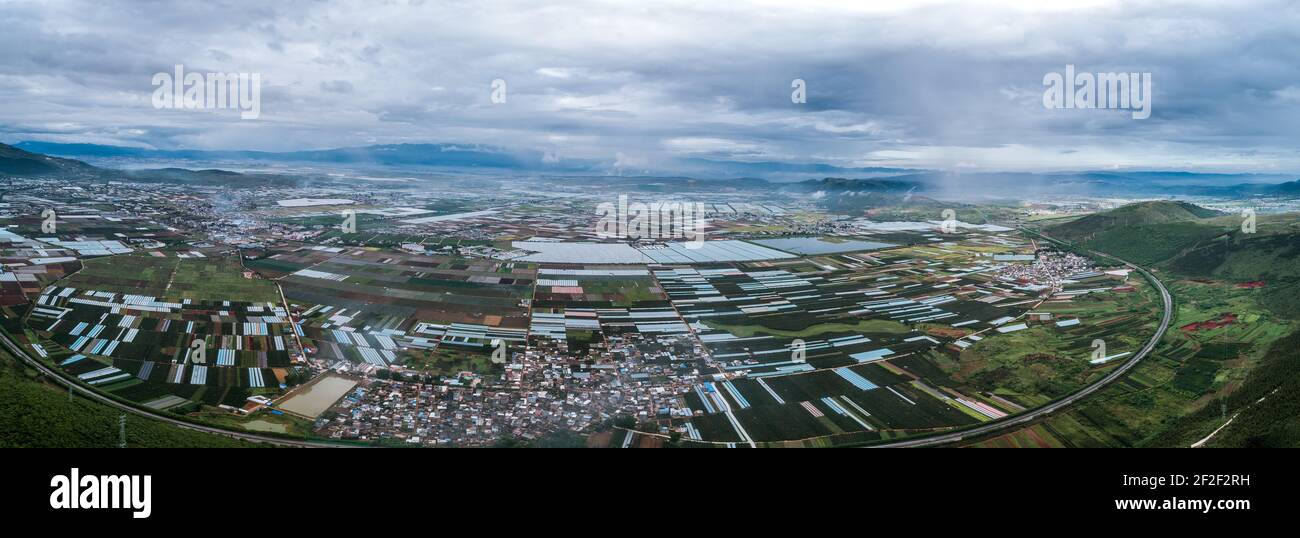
[[26, 273, 295, 414], [659, 233, 1163, 445]]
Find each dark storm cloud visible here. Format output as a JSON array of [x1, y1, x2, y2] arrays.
[[1, 0, 1298, 172]]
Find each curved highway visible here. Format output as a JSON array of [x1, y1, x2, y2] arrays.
[[869, 230, 1173, 447]]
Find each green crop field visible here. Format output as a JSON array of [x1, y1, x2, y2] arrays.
[[65, 253, 282, 303], [967, 279, 1297, 448], [401, 346, 498, 375]]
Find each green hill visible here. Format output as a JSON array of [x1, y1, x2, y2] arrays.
[[1047, 202, 1300, 316], [0, 348, 257, 448], [1050, 200, 1220, 239], [1049, 201, 1300, 284], [1046, 201, 1226, 265], [1163, 224, 1300, 318], [1168, 231, 1300, 280]]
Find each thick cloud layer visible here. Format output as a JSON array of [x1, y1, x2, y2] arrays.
[[2, 0, 1298, 173]]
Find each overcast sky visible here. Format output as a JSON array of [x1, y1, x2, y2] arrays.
[[2, 0, 1299, 173]]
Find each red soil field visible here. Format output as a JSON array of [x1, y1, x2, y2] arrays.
[[1180, 313, 1237, 332]]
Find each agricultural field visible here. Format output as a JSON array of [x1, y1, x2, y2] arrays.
[[266, 199, 496, 249], [0, 212, 186, 307], [950, 275, 1161, 406], [532, 268, 666, 307], [249, 246, 534, 372], [1, 209, 184, 247], [0, 257, 77, 308], [64, 253, 282, 303], [653, 231, 1159, 446], [529, 267, 679, 354], [19, 252, 304, 432], [965, 210, 1300, 448], [965, 279, 1293, 448], [261, 246, 534, 325], [399, 345, 497, 375]]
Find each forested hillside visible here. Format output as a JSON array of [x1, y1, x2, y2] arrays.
[[0, 349, 258, 448]]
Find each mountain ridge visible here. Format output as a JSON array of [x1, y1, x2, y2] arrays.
[[0, 143, 100, 177]]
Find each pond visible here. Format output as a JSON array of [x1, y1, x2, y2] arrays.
[[276, 374, 358, 419]]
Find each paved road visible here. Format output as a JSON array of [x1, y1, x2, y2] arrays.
[[0, 329, 348, 448], [869, 231, 1174, 447]]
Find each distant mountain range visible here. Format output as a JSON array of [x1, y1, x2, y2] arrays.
[[11, 141, 919, 180], [6, 141, 1300, 198], [786, 171, 1300, 199], [14, 141, 568, 171], [0, 143, 302, 186]]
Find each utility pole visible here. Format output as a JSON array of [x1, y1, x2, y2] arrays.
[[118, 415, 127, 448]]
